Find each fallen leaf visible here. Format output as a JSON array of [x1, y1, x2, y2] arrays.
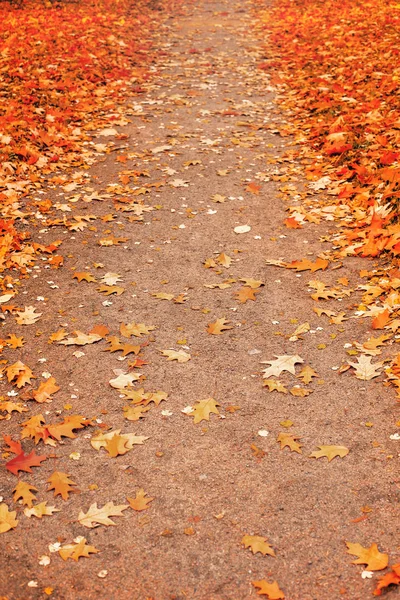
[[347, 355, 383, 380], [346, 542, 388, 571], [6, 361, 35, 388], [189, 398, 220, 424], [277, 432, 302, 454], [78, 502, 129, 528], [15, 306, 42, 325], [207, 318, 233, 335], [32, 377, 60, 403], [242, 535, 275, 556], [24, 502, 60, 519], [127, 488, 154, 511], [6, 449, 47, 475], [160, 349, 191, 362], [120, 322, 155, 338], [59, 537, 99, 561], [59, 331, 102, 346], [262, 355, 304, 379], [0, 503, 18, 533], [310, 445, 349, 462], [47, 472, 78, 500], [252, 580, 285, 598], [13, 482, 37, 508]]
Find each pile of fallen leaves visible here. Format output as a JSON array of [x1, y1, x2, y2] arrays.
[[0, 0, 162, 279], [255, 0, 400, 258]]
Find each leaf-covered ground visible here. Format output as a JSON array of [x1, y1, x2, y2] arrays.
[[1, 0, 399, 598]]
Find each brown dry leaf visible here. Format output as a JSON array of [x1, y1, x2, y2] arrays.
[[120, 321, 155, 338], [127, 488, 154, 511], [242, 535, 275, 556], [309, 445, 349, 462], [297, 365, 318, 384], [59, 331, 102, 346], [262, 355, 303, 379], [48, 329, 67, 343], [13, 481, 37, 508], [239, 277, 264, 289], [347, 355, 383, 380], [0, 503, 18, 533], [32, 377, 60, 403], [6, 334, 24, 349], [24, 502, 59, 519], [235, 287, 258, 303], [73, 272, 96, 283], [263, 379, 288, 394], [277, 432, 302, 454], [47, 472, 78, 500], [78, 502, 129, 528], [59, 537, 99, 561], [15, 306, 42, 325], [160, 349, 191, 362], [346, 542, 388, 571], [0, 401, 28, 415], [207, 318, 233, 335], [190, 398, 220, 424], [289, 322, 310, 341], [252, 580, 285, 598], [121, 388, 168, 406], [152, 292, 174, 301], [286, 257, 329, 272], [6, 361, 35, 388]]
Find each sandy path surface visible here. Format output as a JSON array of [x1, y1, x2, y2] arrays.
[[1, 1, 398, 599]]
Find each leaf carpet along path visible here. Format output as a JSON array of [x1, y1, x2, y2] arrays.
[[0, 0, 399, 598]]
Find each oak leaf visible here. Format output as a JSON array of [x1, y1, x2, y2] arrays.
[[262, 355, 303, 379], [346, 542, 388, 571], [47, 472, 78, 500], [242, 535, 275, 556], [252, 580, 285, 598], [6, 334, 24, 349], [263, 379, 288, 393], [127, 489, 154, 511], [97, 284, 124, 296], [290, 387, 311, 397], [160, 349, 191, 362], [47, 415, 88, 441], [91, 430, 148, 456], [15, 306, 42, 325], [152, 292, 174, 300], [13, 482, 37, 507], [6, 449, 47, 475], [59, 331, 102, 346], [310, 445, 349, 462], [32, 377, 60, 403], [239, 277, 264, 289], [286, 257, 329, 272], [374, 564, 400, 595], [121, 388, 168, 406], [0, 503, 18, 533], [24, 502, 59, 519], [48, 329, 67, 343], [216, 253, 232, 268], [0, 401, 28, 414], [277, 432, 302, 454], [109, 372, 141, 389], [73, 272, 96, 283], [120, 321, 155, 338], [297, 365, 318, 384], [6, 361, 35, 388], [235, 287, 258, 303], [190, 398, 220, 424], [347, 355, 383, 380], [207, 318, 232, 335], [59, 537, 99, 561], [123, 405, 151, 422], [78, 502, 129, 528]]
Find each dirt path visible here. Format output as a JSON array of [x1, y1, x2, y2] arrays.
[[1, 1, 399, 599]]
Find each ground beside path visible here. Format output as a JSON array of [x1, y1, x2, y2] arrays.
[[1, 1, 399, 599]]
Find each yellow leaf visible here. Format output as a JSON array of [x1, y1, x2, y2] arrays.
[[277, 432, 302, 454], [0, 503, 18, 533], [252, 580, 285, 598], [309, 445, 349, 462], [59, 537, 99, 561], [346, 542, 388, 571], [189, 398, 220, 424], [127, 488, 154, 511], [242, 535, 275, 556]]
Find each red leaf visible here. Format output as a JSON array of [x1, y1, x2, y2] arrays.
[[6, 450, 47, 475]]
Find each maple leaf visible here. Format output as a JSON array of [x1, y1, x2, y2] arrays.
[[263, 379, 288, 393], [6, 449, 47, 475], [59, 537, 99, 562], [127, 489, 154, 511], [15, 306, 42, 325], [24, 502, 59, 519], [262, 355, 304, 379], [242, 535, 275, 556], [347, 355, 383, 380], [346, 542, 388, 571], [0, 503, 18, 534], [160, 349, 191, 362], [207, 318, 233, 335], [59, 331, 102, 346], [73, 272, 96, 283], [310, 445, 349, 462], [48, 472, 78, 500], [13, 482, 37, 508], [78, 502, 129, 528], [189, 398, 220, 424], [6, 360, 35, 388], [277, 432, 302, 454], [32, 377, 60, 403], [252, 580, 285, 599], [235, 287, 258, 303], [297, 365, 318, 384], [120, 321, 155, 338], [374, 564, 400, 595]]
